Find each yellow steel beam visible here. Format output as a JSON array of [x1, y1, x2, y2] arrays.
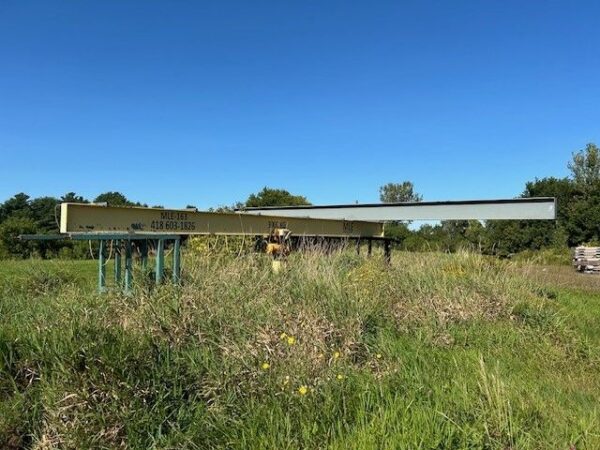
[[60, 203, 384, 238]]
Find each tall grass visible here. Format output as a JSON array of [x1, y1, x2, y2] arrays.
[[0, 249, 599, 449]]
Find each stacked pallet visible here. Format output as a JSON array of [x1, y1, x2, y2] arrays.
[[572, 246, 600, 273]]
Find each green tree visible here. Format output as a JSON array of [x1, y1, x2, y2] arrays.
[[30, 196, 60, 233], [439, 220, 485, 252], [0, 216, 38, 258], [568, 143, 600, 192], [566, 196, 600, 245], [61, 192, 88, 203], [524, 177, 575, 218], [560, 143, 600, 245], [245, 187, 310, 207], [408, 224, 444, 251], [94, 192, 134, 206], [379, 181, 421, 240], [484, 177, 577, 254], [401, 220, 484, 253], [0, 193, 31, 221], [383, 222, 411, 241], [379, 182, 422, 203]]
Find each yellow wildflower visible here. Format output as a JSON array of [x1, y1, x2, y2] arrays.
[[261, 362, 270, 370], [333, 351, 340, 359], [280, 332, 287, 340], [376, 353, 382, 359], [298, 385, 308, 395], [287, 336, 296, 346], [336, 374, 344, 380]]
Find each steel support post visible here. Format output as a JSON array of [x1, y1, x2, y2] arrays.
[[173, 238, 181, 284], [155, 239, 165, 284], [124, 239, 133, 293], [140, 240, 148, 272], [367, 239, 372, 257], [98, 240, 106, 293], [114, 240, 122, 285], [356, 239, 361, 255], [384, 240, 391, 265]]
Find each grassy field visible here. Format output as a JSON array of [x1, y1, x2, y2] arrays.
[[1, 250, 599, 449]]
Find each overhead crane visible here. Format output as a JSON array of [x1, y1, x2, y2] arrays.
[[21, 197, 557, 293], [23, 202, 386, 293]]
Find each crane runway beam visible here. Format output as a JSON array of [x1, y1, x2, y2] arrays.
[[241, 197, 556, 221], [59, 203, 385, 238]]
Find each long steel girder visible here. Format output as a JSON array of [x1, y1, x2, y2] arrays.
[[240, 198, 556, 221], [59, 203, 385, 238]]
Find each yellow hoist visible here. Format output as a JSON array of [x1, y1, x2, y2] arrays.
[[265, 228, 292, 258]]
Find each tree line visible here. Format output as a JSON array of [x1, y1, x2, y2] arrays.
[[1, 144, 599, 259], [382, 143, 600, 255]]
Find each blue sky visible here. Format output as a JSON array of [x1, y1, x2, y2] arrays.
[[1, 1, 598, 209]]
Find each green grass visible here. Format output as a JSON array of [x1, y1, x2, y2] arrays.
[[1, 250, 599, 449]]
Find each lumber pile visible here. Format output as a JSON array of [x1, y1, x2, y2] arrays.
[[572, 246, 600, 273]]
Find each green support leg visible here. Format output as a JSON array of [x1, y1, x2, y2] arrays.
[[141, 240, 148, 272], [155, 239, 165, 284], [124, 239, 133, 294], [114, 240, 122, 285], [173, 238, 181, 284], [98, 240, 106, 293], [384, 240, 391, 265]]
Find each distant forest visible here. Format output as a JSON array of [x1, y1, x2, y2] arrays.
[[1, 143, 599, 259]]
